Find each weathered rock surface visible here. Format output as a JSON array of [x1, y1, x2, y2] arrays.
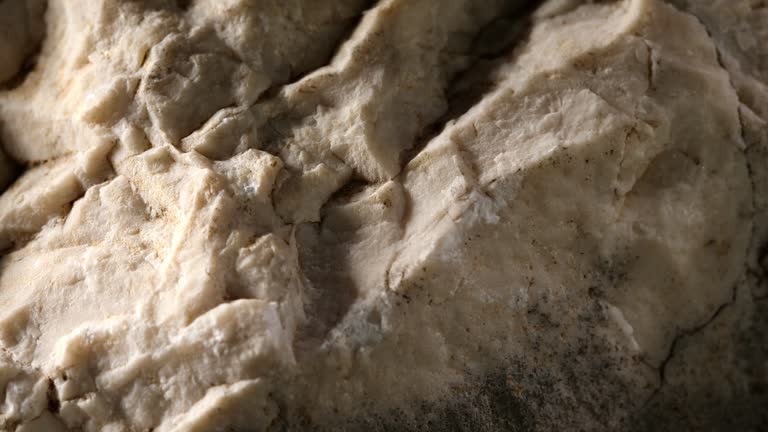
[[0, 0, 765, 430]]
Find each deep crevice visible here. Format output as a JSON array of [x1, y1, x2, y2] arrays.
[[400, 0, 546, 167], [641, 40, 658, 91], [258, 0, 379, 101], [293, 221, 360, 344], [0, 0, 48, 202], [0, 53, 39, 91], [0, 1, 48, 91], [46, 378, 60, 414], [175, 0, 193, 11], [217, 1, 379, 166], [320, 179, 372, 207], [291, 177, 375, 345], [0, 145, 22, 196]]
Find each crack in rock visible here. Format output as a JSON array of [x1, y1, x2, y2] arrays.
[[641, 3, 761, 407]]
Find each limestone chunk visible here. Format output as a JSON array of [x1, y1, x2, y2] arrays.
[[0, 0, 766, 430]]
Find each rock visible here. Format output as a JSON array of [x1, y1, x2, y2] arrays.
[[0, 0, 766, 430]]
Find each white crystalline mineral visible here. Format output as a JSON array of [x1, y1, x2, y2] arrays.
[[0, 0, 766, 431]]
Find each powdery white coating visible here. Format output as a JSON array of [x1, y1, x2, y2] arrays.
[[0, 0, 765, 430]]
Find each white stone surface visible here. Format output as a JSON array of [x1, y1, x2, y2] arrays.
[[0, 0, 765, 430]]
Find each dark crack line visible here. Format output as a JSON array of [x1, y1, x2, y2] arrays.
[[641, 40, 658, 91], [694, 10, 765, 302], [639, 277, 742, 412], [642, 7, 760, 408]]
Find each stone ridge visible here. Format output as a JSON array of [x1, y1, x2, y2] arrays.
[[0, 0, 766, 431]]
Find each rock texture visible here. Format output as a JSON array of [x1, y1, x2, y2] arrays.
[[0, 0, 766, 431]]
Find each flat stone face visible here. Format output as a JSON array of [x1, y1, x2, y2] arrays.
[[0, 0, 766, 430]]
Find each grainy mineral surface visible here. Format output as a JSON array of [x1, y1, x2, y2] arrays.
[[0, 0, 766, 431]]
